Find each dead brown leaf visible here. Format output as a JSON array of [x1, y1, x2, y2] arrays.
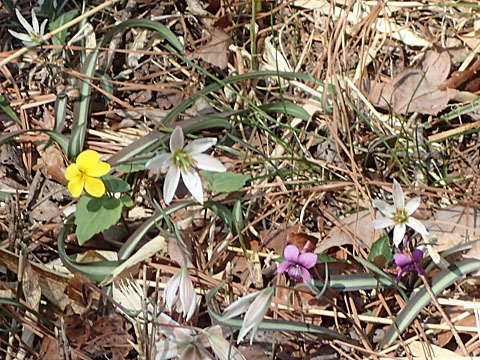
[[315, 210, 375, 253], [0, 248, 71, 310], [465, 240, 480, 260], [39, 336, 63, 360], [423, 205, 480, 252], [192, 28, 231, 69], [261, 224, 301, 255], [437, 306, 477, 347], [368, 50, 458, 115], [22, 261, 41, 311], [83, 313, 133, 359]]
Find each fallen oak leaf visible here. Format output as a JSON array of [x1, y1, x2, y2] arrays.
[[368, 50, 458, 115]]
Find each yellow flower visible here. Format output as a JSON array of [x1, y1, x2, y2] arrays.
[[65, 150, 110, 198]]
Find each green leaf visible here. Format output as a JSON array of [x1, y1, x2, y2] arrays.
[[260, 102, 310, 121], [368, 235, 392, 268], [115, 163, 146, 173], [200, 171, 250, 193], [0, 95, 20, 125], [317, 252, 340, 263], [103, 175, 130, 193], [120, 194, 133, 207], [74, 195, 123, 245], [96, 72, 114, 105], [50, 9, 78, 46]]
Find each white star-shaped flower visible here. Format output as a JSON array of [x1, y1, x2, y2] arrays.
[[371, 179, 428, 247], [146, 126, 226, 204], [9, 8, 48, 47]]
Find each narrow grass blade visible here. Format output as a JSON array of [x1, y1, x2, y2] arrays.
[[68, 18, 184, 159], [380, 259, 480, 347], [207, 282, 358, 345], [104, 19, 184, 52], [118, 201, 195, 259], [162, 71, 326, 126], [259, 102, 310, 121], [0, 95, 21, 125], [0, 129, 68, 151], [0, 298, 55, 327]]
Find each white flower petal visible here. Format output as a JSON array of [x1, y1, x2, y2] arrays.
[[164, 270, 182, 311], [392, 180, 405, 210], [164, 165, 180, 204], [180, 267, 196, 321], [209, 335, 246, 360], [146, 152, 172, 171], [371, 217, 396, 229], [155, 341, 181, 360], [157, 313, 191, 342], [237, 288, 273, 345], [15, 8, 33, 35], [8, 30, 32, 42], [373, 199, 394, 217], [222, 291, 259, 319], [181, 168, 204, 204], [40, 19, 48, 37], [405, 197, 420, 215], [406, 217, 428, 235], [31, 9, 39, 33], [170, 126, 184, 151], [393, 223, 406, 247], [192, 154, 226, 172], [185, 138, 217, 154]]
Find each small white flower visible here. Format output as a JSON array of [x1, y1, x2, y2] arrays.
[[222, 287, 274, 345], [164, 266, 197, 321], [155, 313, 213, 360], [146, 126, 226, 204], [9, 8, 48, 46], [371, 179, 428, 247]]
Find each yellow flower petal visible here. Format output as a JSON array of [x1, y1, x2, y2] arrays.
[[68, 176, 85, 197], [84, 176, 106, 197], [84, 161, 110, 177], [76, 150, 100, 173], [65, 163, 81, 181]]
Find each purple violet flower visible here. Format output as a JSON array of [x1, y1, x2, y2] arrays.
[[277, 244, 318, 283], [394, 248, 426, 281]]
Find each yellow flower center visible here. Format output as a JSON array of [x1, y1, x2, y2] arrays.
[[393, 209, 408, 224], [172, 150, 193, 171], [31, 33, 41, 43]]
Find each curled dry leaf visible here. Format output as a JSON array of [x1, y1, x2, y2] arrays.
[[368, 50, 458, 115]]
